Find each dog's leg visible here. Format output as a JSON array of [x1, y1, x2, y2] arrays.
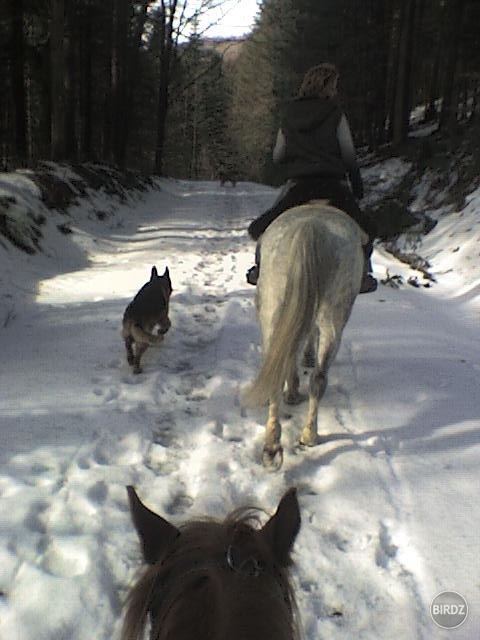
[[133, 344, 148, 374], [125, 335, 135, 366]]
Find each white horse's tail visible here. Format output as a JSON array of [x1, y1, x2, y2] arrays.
[[243, 224, 324, 407]]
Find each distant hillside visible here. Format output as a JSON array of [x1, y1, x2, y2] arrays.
[[200, 37, 246, 64]]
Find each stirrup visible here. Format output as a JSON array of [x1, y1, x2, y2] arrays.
[[246, 265, 259, 285], [360, 274, 377, 294]]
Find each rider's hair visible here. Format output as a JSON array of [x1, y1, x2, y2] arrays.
[[298, 63, 339, 99]]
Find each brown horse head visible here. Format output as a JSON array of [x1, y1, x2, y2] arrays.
[[122, 487, 301, 640]]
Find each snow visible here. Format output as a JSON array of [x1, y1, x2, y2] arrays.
[[0, 166, 479, 639]]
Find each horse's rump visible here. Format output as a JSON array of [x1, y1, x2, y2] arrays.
[[244, 202, 364, 410]]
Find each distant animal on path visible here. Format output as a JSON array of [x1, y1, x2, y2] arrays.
[[122, 266, 172, 374], [122, 486, 301, 640], [218, 170, 237, 187], [243, 202, 366, 469]]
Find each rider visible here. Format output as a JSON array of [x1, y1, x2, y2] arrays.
[[246, 63, 377, 293]]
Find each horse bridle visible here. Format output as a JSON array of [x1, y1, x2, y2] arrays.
[[148, 544, 290, 617]]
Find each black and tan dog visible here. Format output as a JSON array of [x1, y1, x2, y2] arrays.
[[122, 266, 172, 374]]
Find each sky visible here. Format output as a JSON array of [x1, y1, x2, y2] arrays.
[[0, 157, 479, 639], [197, 0, 260, 38]]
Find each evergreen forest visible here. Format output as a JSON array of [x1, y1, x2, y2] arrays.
[[1, 0, 479, 182]]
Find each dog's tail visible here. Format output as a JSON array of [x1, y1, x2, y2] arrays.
[[242, 223, 323, 407]]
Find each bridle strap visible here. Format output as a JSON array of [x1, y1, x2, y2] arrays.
[[148, 546, 289, 616]]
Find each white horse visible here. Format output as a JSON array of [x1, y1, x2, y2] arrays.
[[243, 201, 367, 469]]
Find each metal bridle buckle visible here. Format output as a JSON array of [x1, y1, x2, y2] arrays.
[[226, 545, 261, 577]]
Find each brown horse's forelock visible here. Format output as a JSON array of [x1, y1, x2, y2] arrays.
[[122, 509, 300, 640]]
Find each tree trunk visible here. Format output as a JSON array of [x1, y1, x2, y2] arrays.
[[154, 0, 178, 175], [112, 0, 130, 168], [393, 0, 416, 146], [425, 37, 442, 122], [370, 0, 390, 147], [440, 0, 467, 130], [50, 0, 66, 160], [10, 0, 28, 164], [64, 0, 78, 159], [80, 3, 93, 158], [124, 0, 149, 163]]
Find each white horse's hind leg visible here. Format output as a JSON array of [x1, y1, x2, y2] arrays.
[[286, 329, 318, 404], [300, 370, 327, 445], [284, 368, 301, 405], [302, 328, 318, 367], [263, 395, 284, 470], [300, 318, 340, 446]]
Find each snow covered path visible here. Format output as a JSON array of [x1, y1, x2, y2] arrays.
[[0, 177, 479, 639]]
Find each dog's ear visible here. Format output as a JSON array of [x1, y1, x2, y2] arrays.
[[127, 486, 179, 564], [150, 266, 158, 281], [163, 267, 172, 292]]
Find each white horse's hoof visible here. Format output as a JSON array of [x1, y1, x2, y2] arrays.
[[299, 433, 321, 447], [262, 446, 284, 470]]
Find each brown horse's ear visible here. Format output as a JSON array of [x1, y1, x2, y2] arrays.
[[260, 487, 301, 566], [127, 486, 179, 564]]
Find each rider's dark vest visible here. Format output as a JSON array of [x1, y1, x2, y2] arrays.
[[279, 96, 346, 180]]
